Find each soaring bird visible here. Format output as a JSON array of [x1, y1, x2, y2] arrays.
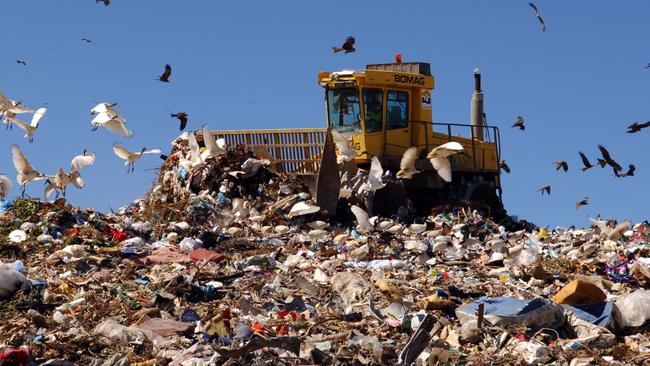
[[499, 160, 511, 173], [426, 141, 464, 182], [16, 60, 26, 66], [5, 107, 47, 142], [0, 175, 11, 200], [331, 130, 359, 164], [96, 0, 110, 6], [332, 36, 356, 53], [537, 185, 551, 196], [90, 103, 133, 137], [528, 2, 546, 32], [597, 145, 622, 173], [576, 197, 589, 209], [113, 143, 162, 173], [361, 156, 386, 192], [351, 205, 376, 234], [578, 151, 594, 172], [201, 124, 226, 160], [616, 164, 636, 178], [396, 147, 420, 179], [171, 112, 188, 130], [158, 64, 172, 82], [11, 145, 46, 196], [554, 160, 568, 172], [81, 38, 94, 44], [627, 121, 650, 133], [512, 116, 525, 130]]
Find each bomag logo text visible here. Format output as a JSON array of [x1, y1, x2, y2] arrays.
[[394, 74, 425, 85]]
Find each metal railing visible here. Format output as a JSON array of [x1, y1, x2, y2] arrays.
[[212, 128, 327, 174]]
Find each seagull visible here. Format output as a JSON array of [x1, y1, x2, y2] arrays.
[[113, 143, 162, 173], [537, 185, 551, 196], [80, 38, 94, 44], [16, 60, 26, 66], [529, 2, 546, 33], [351, 205, 376, 234], [96, 0, 110, 6], [627, 121, 650, 133], [0, 175, 11, 200], [426, 141, 464, 182], [170, 112, 188, 130], [331, 130, 359, 164], [90, 103, 132, 137], [578, 152, 595, 172], [201, 124, 226, 160], [512, 116, 525, 130], [396, 147, 420, 179], [499, 160, 511, 173], [5, 107, 47, 142], [11, 145, 46, 196], [332, 36, 356, 53], [554, 160, 568, 172], [598, 145, 622, 173], [361, 156, 386, 192], [158, 64, 172, 82], [616, 164, 636, 178], [576, 197, 589, 209]]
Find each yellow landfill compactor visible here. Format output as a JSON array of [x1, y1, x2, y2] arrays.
[[211, 61, 504, 218]]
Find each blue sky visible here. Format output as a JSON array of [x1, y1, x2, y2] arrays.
[[1, 1, 649, 227]]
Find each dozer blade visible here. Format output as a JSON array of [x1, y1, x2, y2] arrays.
[[298, 128, 340, 217]]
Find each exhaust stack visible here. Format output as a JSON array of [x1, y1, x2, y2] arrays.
[[470, 68, 484, 141]]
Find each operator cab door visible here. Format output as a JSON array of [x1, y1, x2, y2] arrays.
[[384, 89, 410, 158], [361, 88, 384, 158]]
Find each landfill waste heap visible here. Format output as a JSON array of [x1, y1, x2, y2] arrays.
[[1, 134, 650, 365]]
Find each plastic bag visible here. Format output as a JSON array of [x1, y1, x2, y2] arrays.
[[615, 289, 650, 328]]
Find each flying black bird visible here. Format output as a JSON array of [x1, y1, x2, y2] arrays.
[[332, 36, 356, 53], [499, 160, 511, 173], [645, 62, 650, 69], [598, 145, 622, 172], [616, 164, 636, 178], [512, 116, 525, 130], [96, 0, 110, 6], [554, 160, 568, 172], [576, 197, 589, 209], [579, 152, 594, 172], [16, 60, 26, 66], [528, 2, 546, 33], [158, 64, 172, 82], [170, 112, 188, 131], [627, 121, 650, 133], [81, 38, 94, 44], [538, 185, 551, 196]]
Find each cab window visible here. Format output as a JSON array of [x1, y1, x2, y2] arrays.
[[363, 88, 383, 133], [327, 88, 361, 133], [386, 90, 409, 130]]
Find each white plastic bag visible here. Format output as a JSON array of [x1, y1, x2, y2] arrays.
[[615, 289, 650, 328]]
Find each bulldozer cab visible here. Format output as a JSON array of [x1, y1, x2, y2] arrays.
[[319, 63, 435, 169]]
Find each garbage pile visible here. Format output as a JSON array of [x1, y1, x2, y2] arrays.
[[1, 137, 650, 365]]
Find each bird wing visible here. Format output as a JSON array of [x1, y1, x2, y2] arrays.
[[641, 121, 650, 128], [202, 125, 220, 155], [103, 118, 133, 137], [0, 175, 12, 197], [11, 145, 35, 174], [430, 156, 452, 182], [91, 103, 109, 115], [11, 118, 32, 133], [142, 149, 162, 155], [187, 132, 202, 162], [400, 147, 419, 172], [31, 107, 47, 127], [44, 183, 56, 200], [70, 153, 95, 172], [161, 64, 172, 79], [369, 156, 383, 180], [91, 112, 113, 125], [343, 36, 355, 48], [69, 171, 84, 189], [8, 101, 32, 114], [351, 205, 373, 233], [427, 141, 464, 159], [331, 130, 358, 158], [598, 145, 612, 161], [112, 144, 133, 161], [579, 152, 591, 167]]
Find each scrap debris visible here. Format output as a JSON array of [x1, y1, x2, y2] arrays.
[[1, 137, 650, 365]]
